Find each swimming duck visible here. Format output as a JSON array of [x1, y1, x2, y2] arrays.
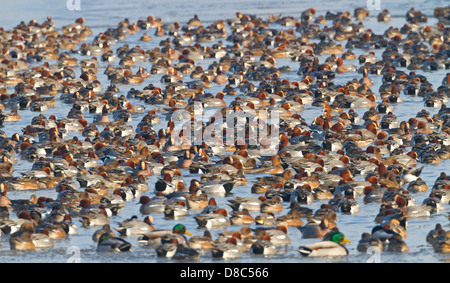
[[290, 185, 314, 205], [80, 206, 110, 227], [196, 179, 236, 196], [251, 169, 294, 194], [187, 230, 214, 251], [0, 185, 12, 211], [378, 9, 391, 22], [229, 208, 255, 225], [228, 196, 263, 212], [386, 235, 409, 253], [194, 208, 231, 228], [298, 218, 331, 239], [164, 200, 189, 219], [406, 8, 428, 23], [356, 232, 383, 253], [259, 196, 284, 213], [254, 225, 291, 247], [138, 194, 167, 215], [431, 230, 450, 253], [298, 231, 351, 257], [9, 229, 36, 250], [137, 223, 192, 246], [335, 195, 360, 214], [92, 224, 116, 242], [211, 236, 242, 259], [115, 215, 155, 236], [155, 238, 179, 258], [250, 234, 277, 256], [169, 240, 201, 260], [254, 212, 277, 226], [96, 232, 132, 252]]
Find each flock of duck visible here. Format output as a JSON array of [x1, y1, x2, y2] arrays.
[[0, 4, 449, 261]]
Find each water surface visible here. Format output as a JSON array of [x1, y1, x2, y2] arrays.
[[0, 0, 449, 263]]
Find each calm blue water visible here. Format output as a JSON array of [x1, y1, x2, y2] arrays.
[[0, 0, 448, 263]]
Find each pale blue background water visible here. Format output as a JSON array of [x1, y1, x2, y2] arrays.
[[0, 0, 448, 263]]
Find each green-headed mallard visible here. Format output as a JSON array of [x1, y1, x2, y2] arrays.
[[298, 231, 351, 257]]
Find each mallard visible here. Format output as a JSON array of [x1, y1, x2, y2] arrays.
[[298, 231, 351, 257], [137, 224, 192, 246]]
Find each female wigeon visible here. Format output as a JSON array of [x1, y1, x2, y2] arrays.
[[187, 230, 214, 251], [229, 208, 255, 225]]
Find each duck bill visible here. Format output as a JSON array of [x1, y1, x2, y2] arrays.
[[185, 230, 193, 236], [342, 237, 351, 244]]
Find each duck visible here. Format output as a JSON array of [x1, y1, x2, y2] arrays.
[[154, 173, 183, 196], [254, 225, 291, 247], [431, 231, 450, 253], [298, 231, 351, 257], [259, 196, 284, 213], [370, 224, 402, 243], [187, 230, 214, 251], [211, 236, 242, 259], [290, 185, 314, 205], [394, 194, 433, 218], [386, 235, 409, 253], [378, 9, 391, 22], [275, 209, 304, 227], [137, 223, 192, 246], [228, 196, 263, 212], [115, 215, 155, 236], [356, 232, 383, 253], [196, 179, 236, 196], [251, 169, 294, 194], [199, 197, 221, 214], [168, 240, 201, 260], [254, 212, 277, 226], [80, 207, 110, 227], [297, 218, 331, 239], [96, 232, 132, 252], [250, 234, 277, 256], [0, 185, 12, 211], [229, 208, 255, 225], [163, 200, 189, 219], [0, 210, 36, 235], [194, 208, 231, 228], [335, 194, 360, 214], [138, 194, 168, 214], [9, 230, 36, 250], [92, 224, 116, 242], [426, 223, 445, 244], [155, 238, 180, 258]]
